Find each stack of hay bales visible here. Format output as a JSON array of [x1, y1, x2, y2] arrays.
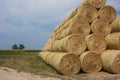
[[39, 0, 120, 75], [101, 19, 120, 74]]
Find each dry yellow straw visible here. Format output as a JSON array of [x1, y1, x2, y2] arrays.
[[39, 52, 81, 75], [84, 0, 106, 9], [105, 32, 120, 50], [52, 34, 86, 56], [77, 4, 98, 23], [68, 19, 91, 37], [55, 19, 91, 40], [80, 51, 102, 73], [91, 19, 112, 37], [98, 5, 117, 23], [85, 34, 107, 54], [101, 50, 120, 73], [111, 18, 120, 32]]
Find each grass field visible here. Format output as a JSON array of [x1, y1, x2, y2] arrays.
[[0, 50, 57, 76]]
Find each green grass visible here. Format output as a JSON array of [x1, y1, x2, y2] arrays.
[[0, 50, 57, 75]]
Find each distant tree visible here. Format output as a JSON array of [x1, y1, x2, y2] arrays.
[[12, 44, 18, 50], [19, 44, 25, 50]]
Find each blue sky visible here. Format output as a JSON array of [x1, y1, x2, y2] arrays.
[[0, 0, 120, 50]]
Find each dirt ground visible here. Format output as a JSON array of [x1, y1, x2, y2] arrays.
[[1, 66, 120, 80], [0, 66, 61, 80]]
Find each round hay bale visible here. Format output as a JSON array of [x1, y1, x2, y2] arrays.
[[84, 0, 106, 9], [105, 32, 120, 50], [77, 4, 98, 23], [52, 34, 86, 56], [68, 19, 91, 37], [39, 52, 81, 75], [111, 18, 120, 32], [98, 5, 117, 23], [85, 34, 107, 54], [79, 51, 102, 73], [65, 23, 90, 38], [91, 19, 112, 37], [55, 19, 91, 40], [101, 50, 120, 73]]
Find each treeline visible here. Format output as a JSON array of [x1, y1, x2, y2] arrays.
[[12, 44, 25, 50]]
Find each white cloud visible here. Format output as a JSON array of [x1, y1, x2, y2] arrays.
[[0, 0, 81, 19], [0, 0, 81, 34], [0, 22, 28, 34]]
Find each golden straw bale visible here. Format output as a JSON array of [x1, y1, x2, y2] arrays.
[[52, 34, 86, 56], [39, 52, 81, 75], [111, 18, 120, 32], [77, 4, 98, 23], [101, 50, 120, 73], [64, 22, 90, 37], [98, 5, 117, 23], [67, 19, 90, 36], [91, 19, 112, 37], [85, 34, 107, 54], [105, 32, 120, 50], [55, 19, 91, 40], [84, 0, 106, 9], [79, 51, 102, 73]]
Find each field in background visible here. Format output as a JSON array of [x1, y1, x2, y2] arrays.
[[0, 50, 57, 76]]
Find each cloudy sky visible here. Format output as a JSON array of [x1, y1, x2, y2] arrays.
[[0, 0, 120, 50]]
